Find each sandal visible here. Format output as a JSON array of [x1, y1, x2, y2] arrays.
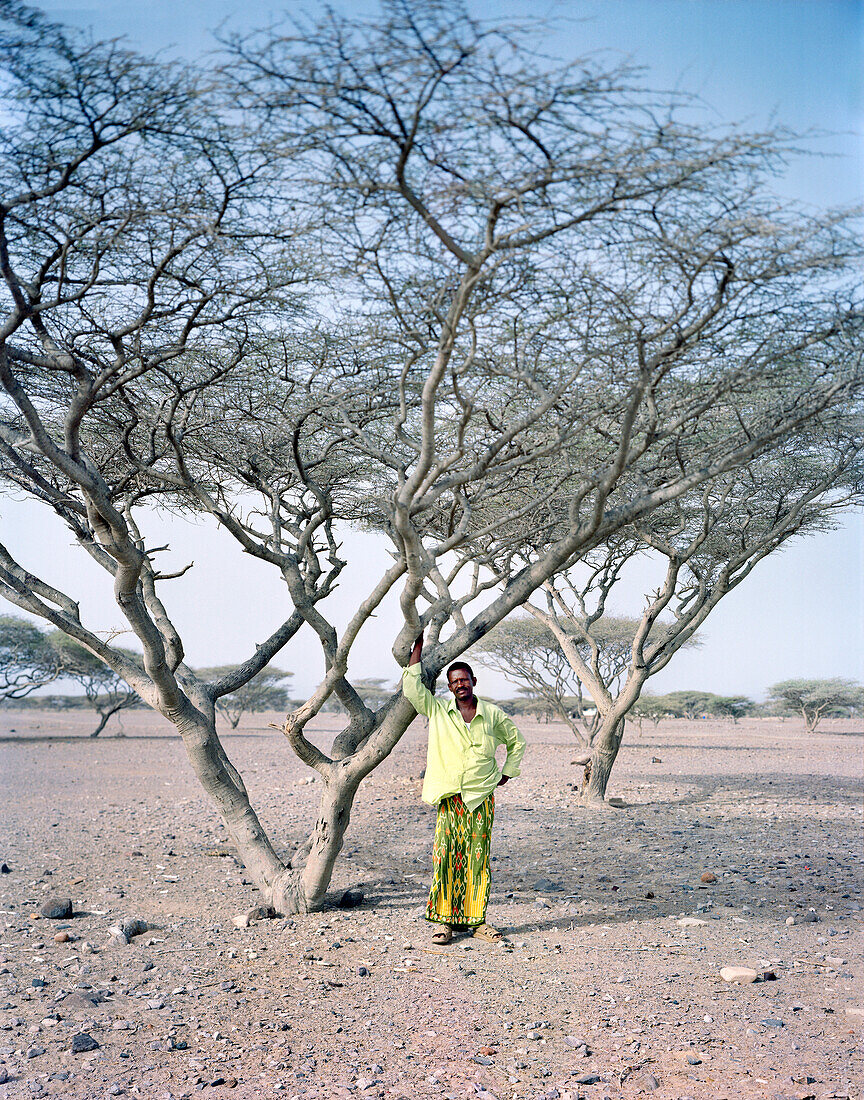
[[472, 923, 504, 943], [431, 925, 453, 945]]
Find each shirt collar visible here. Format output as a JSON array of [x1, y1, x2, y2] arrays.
[[446, 694, 486, 719]]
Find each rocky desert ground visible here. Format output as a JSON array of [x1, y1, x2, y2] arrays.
[[0, 709, 861, 1100]]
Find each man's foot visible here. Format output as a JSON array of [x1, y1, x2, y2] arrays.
[[431, 925, 453, 945], [472, 922, 503, 942]]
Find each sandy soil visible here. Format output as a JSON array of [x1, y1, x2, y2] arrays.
[[0, 709, 861, 1100]]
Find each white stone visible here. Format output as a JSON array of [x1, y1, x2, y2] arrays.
[[719, 966, 759, 984]]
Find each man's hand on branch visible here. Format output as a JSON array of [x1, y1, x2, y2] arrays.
[[409, 630, 424, 666]]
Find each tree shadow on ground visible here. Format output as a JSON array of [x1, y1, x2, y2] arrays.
[[587, 774, 861, 812]]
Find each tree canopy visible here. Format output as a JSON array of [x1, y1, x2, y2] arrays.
[[768, 679, 863, 732], [1, 0, 862, 909]]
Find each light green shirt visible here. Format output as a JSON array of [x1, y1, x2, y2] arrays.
[[402, 664, 526, 811]]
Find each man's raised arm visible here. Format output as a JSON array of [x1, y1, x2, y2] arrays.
[[402, 630, 436, 717]]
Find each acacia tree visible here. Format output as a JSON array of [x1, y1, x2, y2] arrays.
[[46, 632, 139, 736], [514, 433, 864, 802], [0, 615, 138, 732], [708, 696, 755, 723], [662, 690, 720, 720], [0, 613, 60, 697], [473, 616, 661, 745], [768, 678, 863, 732], [1, 2, 863, 913], [629, 695, 668, 731]]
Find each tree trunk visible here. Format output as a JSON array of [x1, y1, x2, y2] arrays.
[[582, 715, 626, 804], [804, 709, 820, 734], [166, 699, 306, 911], [300, 764, 362, 911], [89, 699, 132, 737], [90, 710, 112, 738], [292, 701, 417, 912], [168, 694, 415, 916]]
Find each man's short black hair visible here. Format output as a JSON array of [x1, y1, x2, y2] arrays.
[[447, 661, 475, 681]]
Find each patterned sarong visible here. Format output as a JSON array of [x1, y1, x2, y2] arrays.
[[426, 792, 494, 926]]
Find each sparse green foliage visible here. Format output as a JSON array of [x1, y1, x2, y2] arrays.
[[655, 691, 755, 721], [710, 696, 756, 722], [768, 678, 863, 732], [661, 690, 725, 720]]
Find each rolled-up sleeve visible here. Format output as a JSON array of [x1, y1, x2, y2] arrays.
[[401, 663, 436, 717], [497, 712, 526, 778]]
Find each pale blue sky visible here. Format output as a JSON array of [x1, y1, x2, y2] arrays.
[[9, 1, 864, 700]]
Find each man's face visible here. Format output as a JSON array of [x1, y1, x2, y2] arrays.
[[447, 669, 476, 701]]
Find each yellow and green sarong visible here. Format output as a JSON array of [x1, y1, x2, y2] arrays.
[[426, 792, 494, 927]]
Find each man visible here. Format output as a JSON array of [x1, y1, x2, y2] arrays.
[[402, 631, 526, 945]]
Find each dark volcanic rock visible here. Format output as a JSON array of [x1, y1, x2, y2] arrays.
[[39, 897, 72, 919], [71, 1032, 100, 1053]]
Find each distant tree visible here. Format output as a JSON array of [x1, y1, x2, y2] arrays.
[[0, 616, 139, 734], [768, 679, 863, 733], [512, 690, 560, 724], [629, 695, 668, 731], [662, 690, 721, 720], [0, 615, 60, 698], [352, 679, 396, 709], [198, 667, 293, 729], [48, 633, 140, 737], [474, 616, 640, 745], [507, 428, 864, 803], [490, 698, 519, 717], [711, 695, 756, 723]]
